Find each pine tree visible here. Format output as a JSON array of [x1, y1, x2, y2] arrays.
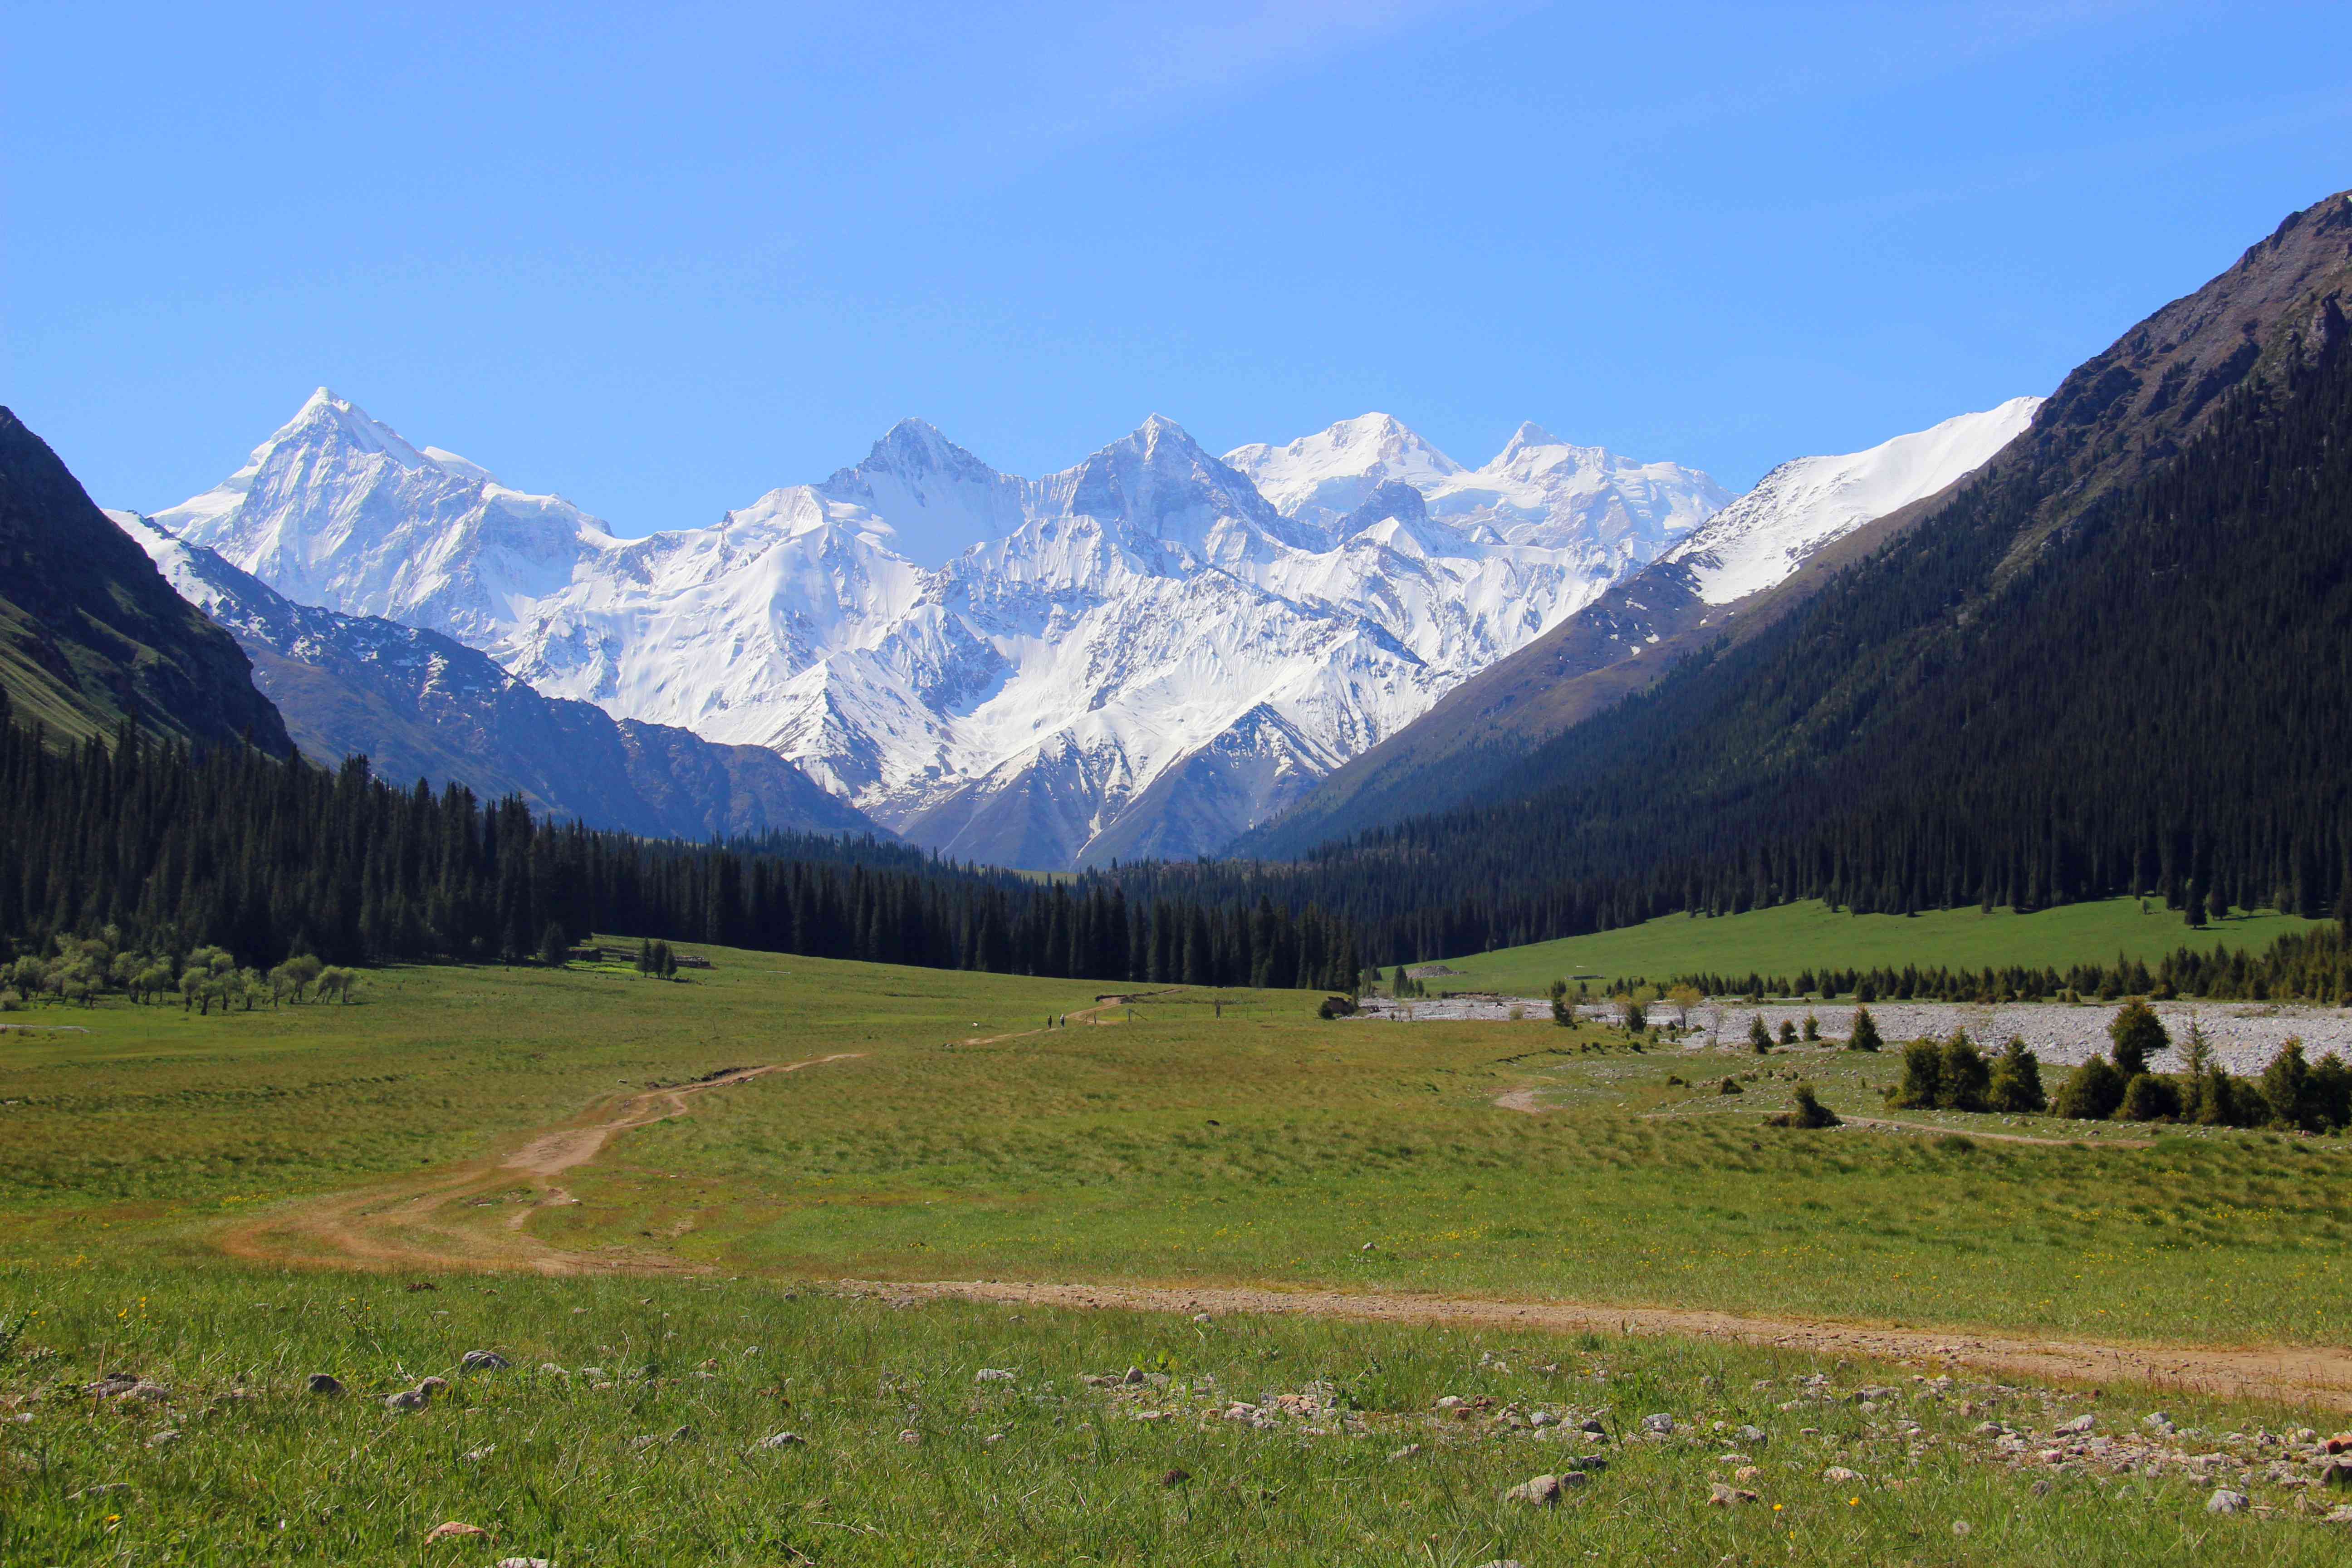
[[1847, 1007, 1882, 1052]]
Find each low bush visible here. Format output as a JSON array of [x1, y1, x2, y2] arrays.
[[2051, 1056, 2127, 1121], [1986, 1038, 2047, 1113]]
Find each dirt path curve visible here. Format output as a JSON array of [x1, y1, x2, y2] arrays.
[[837, 1277, 2352, 1412], [1836, 1114, 2155, 1149], [959, 997, 1137, 1046], [215, 1054, 862, 1277], [211, 1006, 2352, 1410]]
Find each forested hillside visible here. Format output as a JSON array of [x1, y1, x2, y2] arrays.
[[1141, 198, 2352, 963], [0, 695, 1358, 991]]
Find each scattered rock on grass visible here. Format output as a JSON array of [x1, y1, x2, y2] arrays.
[[2206, 1490, 2250, 1515], [1641, 1413, 1675, 1436], [757, 1431, 806, 1450], [2055, 1414, 2095, 1436], [975, 1368, 1015, 1383], [898, 1429, 922, 1446], [423, 1521, 487, 1544], [1504, 1473, 1585, 1505], [496, 1559, 552, 1568], [386, 1388, 430, 1412], [1709, 1482, 1759, 1506], [1161, 1467, 1191, 1487], [1824, 1466, 1862, 1483], [145, 1429, 181, 1447], [305, 1374, 344, 1396], [1390, 1444, 1423, 1460], [461, 1350, 511, 1372]]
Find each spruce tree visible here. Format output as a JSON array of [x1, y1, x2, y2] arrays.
[[1847, 1007, 1882, 1052], [2107, 1000, 2169, 1078]]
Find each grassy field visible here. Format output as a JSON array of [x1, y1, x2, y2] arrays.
[[5, 945, 2352, 1561], [10, 1262, 2343, 1568], [1432, 897, 2328, 995], [4, 947, 2347, 1344]]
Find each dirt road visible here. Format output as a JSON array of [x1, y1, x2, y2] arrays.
[[211, 1024, 2352, 1411], [834, 1277, 2352, 1412], [214, 1054, 862, 1277]]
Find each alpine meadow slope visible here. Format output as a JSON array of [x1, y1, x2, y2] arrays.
[[157, 397, 1726, 868]]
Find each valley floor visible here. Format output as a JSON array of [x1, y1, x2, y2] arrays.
[[4, 945, 2351, 1562]]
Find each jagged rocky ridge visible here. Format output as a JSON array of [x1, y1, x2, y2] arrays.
[[159, 396, 1729, 867]]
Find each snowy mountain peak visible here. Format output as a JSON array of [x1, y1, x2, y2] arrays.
[[1661, 395, 2043, 604], [1034, 415, 1312, 552], [275, 388, 436, 471], [1494, 420, 1566, 461], [155, 389, 620, 648], [1223, 413, 1463, 527], [818, 418, 1024, 566]]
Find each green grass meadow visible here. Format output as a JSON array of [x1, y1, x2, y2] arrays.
[[1432, 897, 2327, 995], [5, 942, 2352, 1561], [10, 1262, 2342, 1567]]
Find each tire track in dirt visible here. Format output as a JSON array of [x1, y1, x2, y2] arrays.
[[214, 1054, 862, 1276], [835, 1278, 2352, 1412]]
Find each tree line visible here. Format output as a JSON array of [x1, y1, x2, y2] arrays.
[[0, 692, 1360, 992], [1632, 925, 2352, 1008]]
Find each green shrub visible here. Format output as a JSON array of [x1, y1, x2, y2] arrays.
[[1623, 1000, 1646, 1033], [2117, 1072, 2181, 1122], [1986, 1038, 2047, 1113], [1802, 1013, 1820, 1042], [2311, 1051, 2352, 1131], [1938, 1031, 1991, 1112], [2262, 1039, 2313, 1130], [1887, 1038, 1943, 1109], [1778, 1019, 1798, 1046], [2108, 1000, 2170, 1078], [1847, 1007, 1882, 1052], [1718, 1077, 1744, 1096], [1748, 1014, 1772, 1053], [2052, 1056, 2127, 1121], [1766, 1083, 1841, 1129]]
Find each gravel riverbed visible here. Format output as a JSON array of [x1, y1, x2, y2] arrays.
[[1352, 995, 2352, 1076]]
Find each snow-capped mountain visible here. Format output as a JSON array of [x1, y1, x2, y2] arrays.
[[158, 389, 619, 649], [159, 393, 1730, 867], [1227, 412, 1730, 553], [118, 508, 876, 841], [1656, 396, 2043, 603], [1239, 397, 2046, 858]]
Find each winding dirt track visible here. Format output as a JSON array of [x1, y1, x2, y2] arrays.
[[836, 1279, 2352, 1413], [211, 1014, 2352, 1411], [215, 1055, 863, 1276]]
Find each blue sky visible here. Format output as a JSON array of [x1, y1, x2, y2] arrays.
[[6, 0, 2349, 561]]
